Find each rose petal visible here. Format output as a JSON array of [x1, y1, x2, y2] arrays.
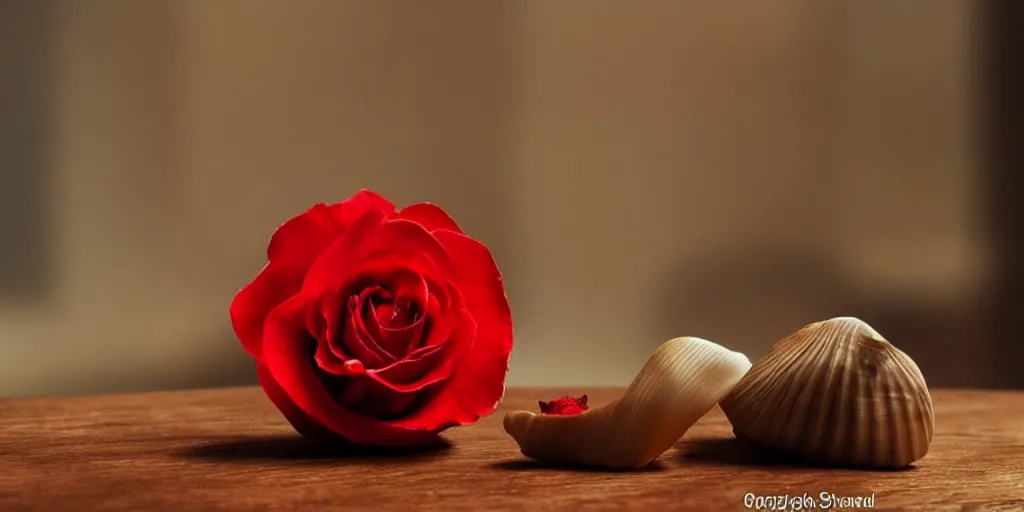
[[314, 332, 368, 377], [416, 282, 458, 350], [392, 230, 512, 430], [338, 375, 369, 404], [365, 268, 427, 322], [393, 202, 464, 234], [320, 292, 360, 363], [311, 294, 360, 374], [229, 261, 305, 361], [326, 189, 395, 232], [301, 209, 388, 293], [304, 294, 326, 341], [364, 301, 423, 359], [351, 287, 401, 362], [365, 343, 445, 391], [389, 288, 441, 356], [333, 376, 417, 419], [257, 362, 336, 438], [265, 204, 335, 265], [362, 220, 456, 277], [303, 217, 456, 295], [427, 275, 453, 316], [359, 271, 428, 357], [268, 190, 394, 268], [337, 291, 393, 368], [356, 249, 442, 284], [403, 295, 432, 354], [262, 293, 441, 446]]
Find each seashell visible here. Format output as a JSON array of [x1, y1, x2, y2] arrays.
[[720, 316, 934, 468], [503, 337, 751, 470]]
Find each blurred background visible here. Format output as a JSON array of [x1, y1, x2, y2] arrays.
[[1, 1, 1021, 397]]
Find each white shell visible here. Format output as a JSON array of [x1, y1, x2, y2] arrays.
[[720, 317, 934, 468], [504, 337, 751, 469]]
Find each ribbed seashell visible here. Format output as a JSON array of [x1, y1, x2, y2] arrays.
[[503, 337, 751, 470], [720, 317, 934, 468]]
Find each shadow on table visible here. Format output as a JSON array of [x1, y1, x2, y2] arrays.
[[488, 459, 666, 473], [675, 438, 917, 472], [178, 435, 453, 466]]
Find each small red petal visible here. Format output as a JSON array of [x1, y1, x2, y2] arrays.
[[343, 359, 366, 375], [538, 394, 589, 416]]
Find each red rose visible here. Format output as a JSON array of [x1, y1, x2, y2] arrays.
[[229, 190, 514, 446]]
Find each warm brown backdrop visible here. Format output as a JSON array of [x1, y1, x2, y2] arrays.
[[1, 1, 1014, 396]]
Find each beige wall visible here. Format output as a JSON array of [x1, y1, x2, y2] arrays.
[[0, 1, 984, 396]]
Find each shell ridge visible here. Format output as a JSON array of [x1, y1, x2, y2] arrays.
[[739, 328, 824, 444], [779, 324, 840, 450]]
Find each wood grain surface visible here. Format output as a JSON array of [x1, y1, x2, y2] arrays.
[[0, 387, 1021, 511]]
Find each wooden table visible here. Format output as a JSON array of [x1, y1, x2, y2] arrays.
[[1, 387, 1021, 511]]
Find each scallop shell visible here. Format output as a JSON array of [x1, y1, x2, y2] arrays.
[[719, 316, 934, 468]]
